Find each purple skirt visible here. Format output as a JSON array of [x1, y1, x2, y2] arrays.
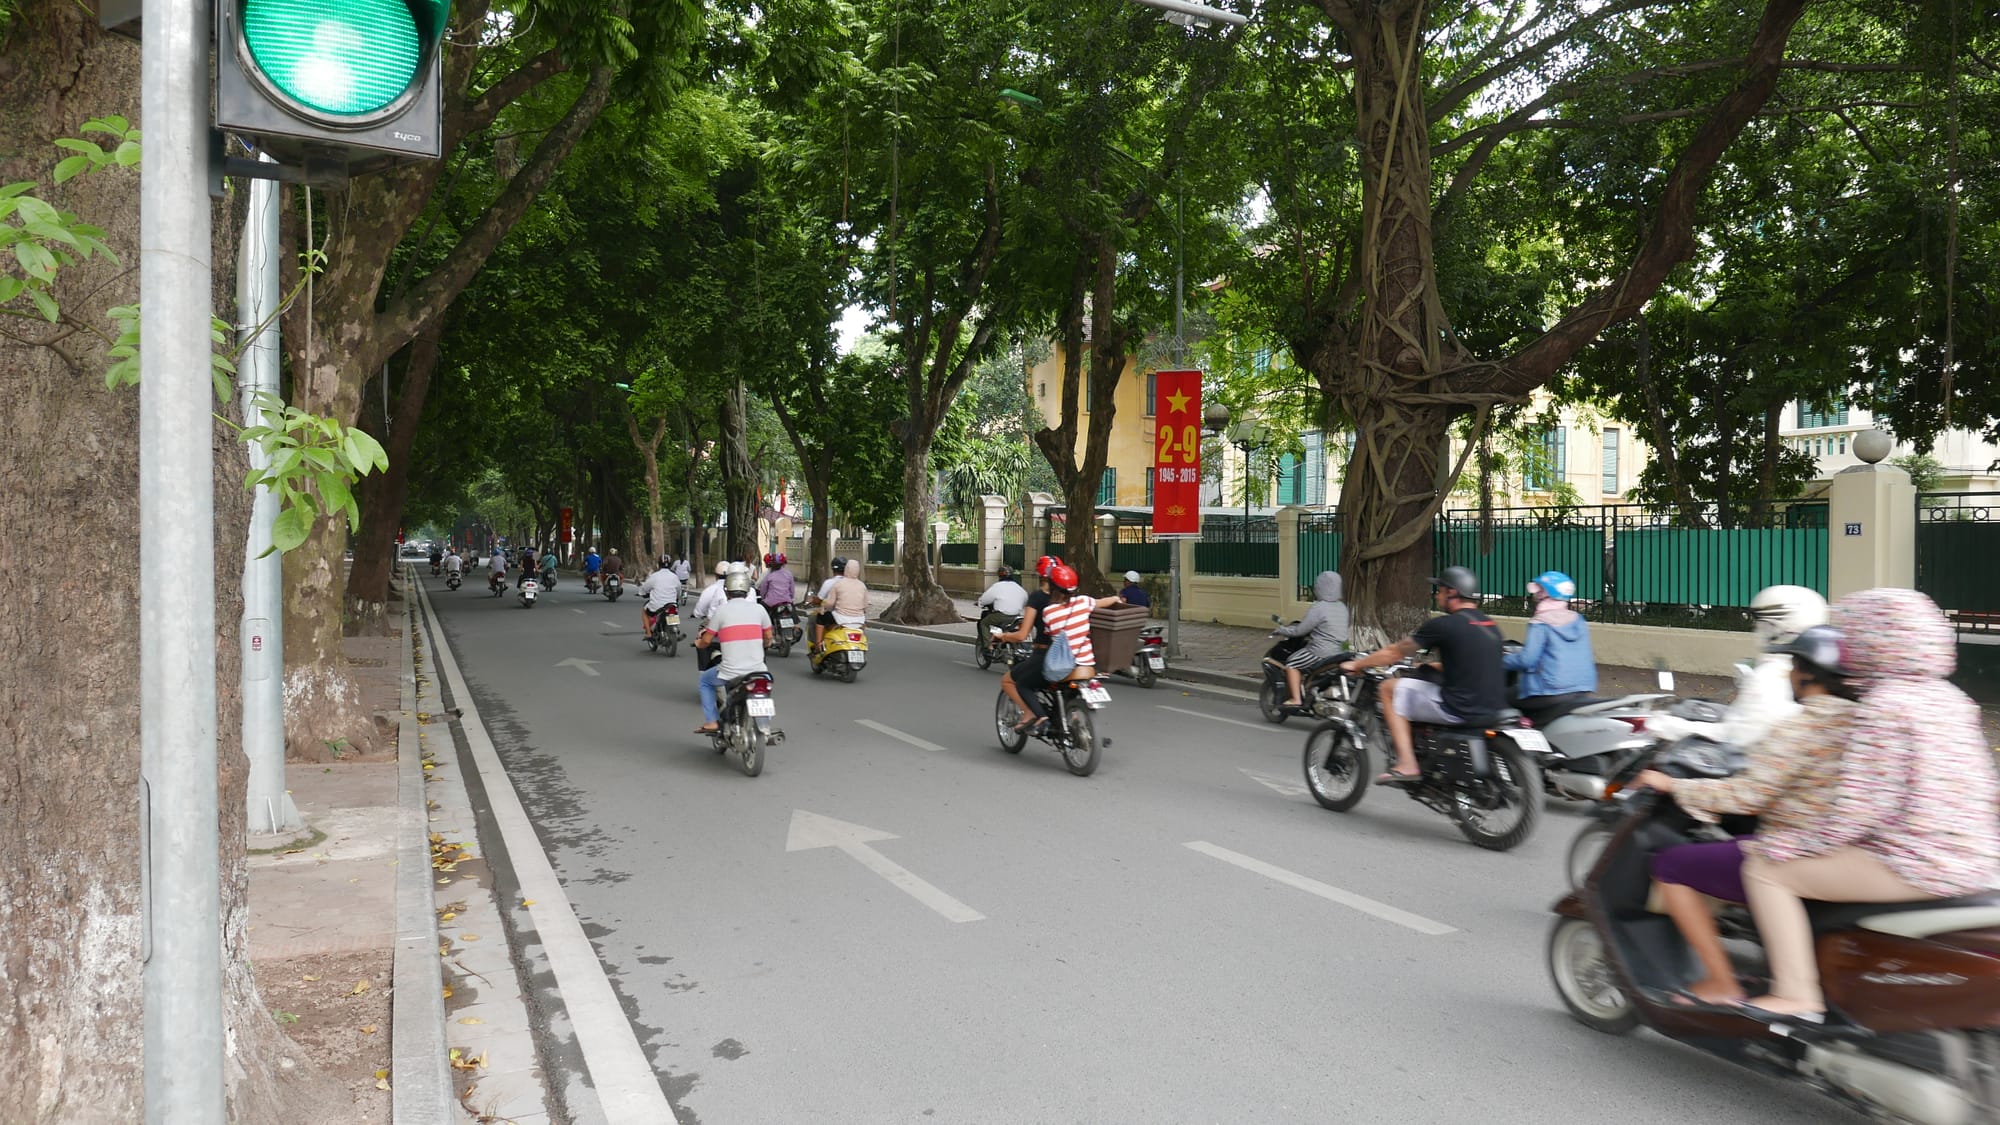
[[1651, 838, 1750, 904]]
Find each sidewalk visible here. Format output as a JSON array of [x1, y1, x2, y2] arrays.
[[863, 587, 1737, 700]]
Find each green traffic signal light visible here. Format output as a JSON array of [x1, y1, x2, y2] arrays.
[[237, 0, 450, 119]]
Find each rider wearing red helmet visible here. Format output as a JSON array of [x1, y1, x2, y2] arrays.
[[997, 562, 1126, 734], [757, 551, 796, 616]]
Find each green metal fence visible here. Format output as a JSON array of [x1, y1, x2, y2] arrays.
[[866, 542, 895, 565], [1433, 503, 1828, 612], [940, 542, 979, 566], [1297, 512, 1343, 594], [1111, 541, 1172, 574], [1196, 541, 1280, 578], [1917, 492, 2000, 633], [1002, 543, 1025, 570]]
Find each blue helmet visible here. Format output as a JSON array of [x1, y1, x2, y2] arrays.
[[1531, 570, 1578, 600]]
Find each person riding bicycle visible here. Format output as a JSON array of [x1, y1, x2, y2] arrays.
[[693, 569, 773, 735], [757, 553, 797, 616], [638, 554, 683, 637], [1504, 570, 1597, 726], [1340, 566, 1506, 786], [975, 564, 1030, 644]]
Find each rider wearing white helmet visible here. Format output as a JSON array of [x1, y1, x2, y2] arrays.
[[1650, 584, 1830, 745]]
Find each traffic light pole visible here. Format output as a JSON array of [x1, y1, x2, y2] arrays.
[[141, 0, 226, 1117], [238, 158, 299, 835]]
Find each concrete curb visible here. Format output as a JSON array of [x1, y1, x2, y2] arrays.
[[391, 569, 456, 1125], [867, 619, 1262, 698]]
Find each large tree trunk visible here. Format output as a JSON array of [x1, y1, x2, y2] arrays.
[[881, 436, 958, 623], [347, 335, 443, 623], [718, 377, 759, 561], [0, 8, 338, 1119]]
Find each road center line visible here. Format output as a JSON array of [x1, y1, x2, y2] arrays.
[[604, 621, 622, 629], [1157, 704, 1290, 733], [855, 718, 949, 753], [1183, 841, 1458, 936]]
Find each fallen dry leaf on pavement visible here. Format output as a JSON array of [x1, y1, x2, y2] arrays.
[[301, 975, 319, 982], [442, 985, 454, 999], [519, 899, 535, 907], [360, 1025, 377, 1035], [440, 911, 456, 921], [347, 980, 371, 996], [461, 934, 480, 942], [457, 1017, 484, 1026]]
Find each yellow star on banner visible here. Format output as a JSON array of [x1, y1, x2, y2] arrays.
[[1164, 388, 1191, 415]]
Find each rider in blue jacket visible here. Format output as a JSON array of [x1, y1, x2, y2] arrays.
[[1505, 570, 1597, 721]]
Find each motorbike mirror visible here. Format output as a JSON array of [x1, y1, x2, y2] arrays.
[[1653, 658, 1676, 694], [1270, 614, 1281, 624]]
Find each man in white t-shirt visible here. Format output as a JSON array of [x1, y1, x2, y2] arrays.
[[694, 571, 772, 734], [693, 561, 732, 620], [975, 564, 1029, 638], [637, 555, 682, 636], [444, 549, 463, 576]]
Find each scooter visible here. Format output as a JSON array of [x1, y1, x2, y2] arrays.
[[810, 621, 869, 683], [488, 573, 507, 597], [644, 605, 682, 657], [707, 671, 784, 777], [445, 571, 461, 591], [516, 578, 539, 608], [540, 562, 557, 590], [769, 602, 805, 658], [1258, 616, 1354, 723], [1548, 736, 2000, 1125], [1129, 624, 1166, 688], [994, 674, 1112, 777], [603, 573, 623, 602]]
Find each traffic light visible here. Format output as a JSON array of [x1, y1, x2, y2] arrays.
[[215, 0, 452, 167]]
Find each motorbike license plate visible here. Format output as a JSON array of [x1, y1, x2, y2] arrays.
[[1507, 729, 1552, 755], [746, 698, 775, 717], [848, 653, 866, 666], [1146, 653, 1165, 669], [1082, 685, 1111, 706]]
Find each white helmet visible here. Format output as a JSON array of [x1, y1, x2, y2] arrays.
[[1750, 585, 1829, 647], [715, 561, 731, 577]]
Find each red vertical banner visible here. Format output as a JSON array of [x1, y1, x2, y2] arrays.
[[559, 507, 574, 544], [1151, 370, 1203, 536]]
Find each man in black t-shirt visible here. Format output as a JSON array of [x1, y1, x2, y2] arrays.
[[1340, 566, 1506, 785]]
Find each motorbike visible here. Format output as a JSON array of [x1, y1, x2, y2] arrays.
[[603, 573, 623, 602], [1555, 696, 1730, 890], [516, 577, 539, 608], [644, 605, 682, 657], [810, 621, 869, 683], [540, 562, 557, 590], [445, 571, 461, 591], [1548, 736, 2000, 1125], [1128, 624, 1167, 688], [769, 603, 805, 658], [584, 571, 600, 594], [1299, 663, 1545, 851], [1258, 616, 1356, 724], [976, 617, 1030, 670], [488, 573, 507, 597], [430, 561, 442, 576], [994, 670, 1112, 777], [707, 671, 784, 777]]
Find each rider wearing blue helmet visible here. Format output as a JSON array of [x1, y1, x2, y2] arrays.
[[1505, 570, 1597, 724]]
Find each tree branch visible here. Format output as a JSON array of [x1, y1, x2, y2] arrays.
[[1475, 0, 1811, 396], [1428, 0, 1679, 125], [448, 49, 568, 141], [378, 65, 616, 364]]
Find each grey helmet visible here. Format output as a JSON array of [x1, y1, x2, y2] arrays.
[[1768, 623, 1845, 682], [1429, 566, 1480, 600]]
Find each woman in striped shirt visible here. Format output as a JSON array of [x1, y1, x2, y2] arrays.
[[1003, 562, 1124, 734]]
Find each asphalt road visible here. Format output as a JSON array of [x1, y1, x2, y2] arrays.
[[424, 574, 1866, 1125]]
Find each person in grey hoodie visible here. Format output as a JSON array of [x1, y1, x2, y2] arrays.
[[1275, 571, 1350, 707]]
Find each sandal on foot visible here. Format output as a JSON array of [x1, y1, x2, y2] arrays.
[[1667, 988, 1744, 1010], [1734, 1000, 1824, 1024], [1374, 769, 1421, 786], [694, 725, 720, 735]]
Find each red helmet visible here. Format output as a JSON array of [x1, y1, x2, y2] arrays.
[[1035, 555, 1056, 577], [1048, 563, 1080, 592], [775, 553, 787, 567]]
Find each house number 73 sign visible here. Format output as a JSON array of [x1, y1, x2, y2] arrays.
[[1152, 370, 1203, 536]]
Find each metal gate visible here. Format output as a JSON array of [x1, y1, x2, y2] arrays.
[[1916, 492, 2000, 700]]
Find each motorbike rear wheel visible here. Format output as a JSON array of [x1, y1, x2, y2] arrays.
[[736, 721, 765, 777], [1258, 680, 1288, 724], [663, 633, 679, 659], [834, 659, 857, 683], [974, 639, 993, 670], [994, 692, 1027, 754], [1547, 917, 1639, 1035], [1061, 698, 1101, 777], [1450, 739, 1544, 852], [1134, 658, 1158, 689], [1301, 724, 1370, 812], [1566, 822, 1614, 891]]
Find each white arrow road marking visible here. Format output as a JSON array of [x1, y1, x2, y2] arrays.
[[603, 621, 622, 629], [1184, 841, 1457, 936], [1240, 768, 1309, 797], [855, 719, 948, 753], [555, 657, 600, 677], [787, 810, 984, 923], [1158, 704, 1288, 733], [571, 608, 585, 614]]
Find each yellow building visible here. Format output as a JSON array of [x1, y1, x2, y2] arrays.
[[1025, 346, 1170, 507]]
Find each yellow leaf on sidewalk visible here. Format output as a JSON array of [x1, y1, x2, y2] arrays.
[[360, 1025, 377, 1035], [301, 975, 319, 982], [347, 980, 370, 996], [457, 1017, 484, 1026], [519, 899, 535, 907]]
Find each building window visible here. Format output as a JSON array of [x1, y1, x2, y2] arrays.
[[1601, 427, 1620, 496], [1302, 430, 1327, 506], [1145, 373, 1157, 417], [1838, 434, 1847, 455], [1144, 467, 1155, 505], [1276, 452, 1303, 506], [1038, 382, 1045, 398], [1097, 467, 1118, 505], [1798, 403, 1850, 429], [1252, 347, 1271, 377], [1526, 426, 1566, 492]]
